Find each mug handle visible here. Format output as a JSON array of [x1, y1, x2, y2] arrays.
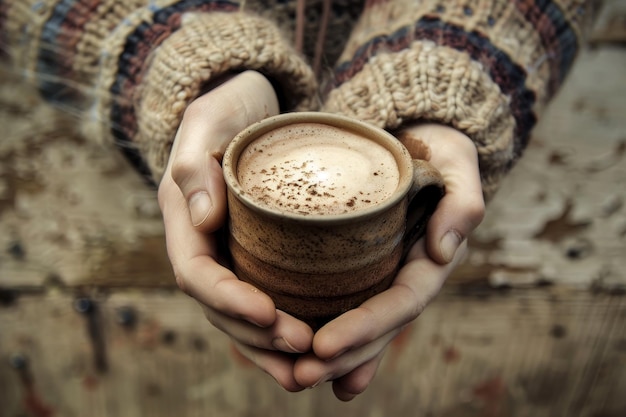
[[401, 159, 446, 260]]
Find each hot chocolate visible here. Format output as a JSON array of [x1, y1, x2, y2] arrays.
[[237, 123, 400, 216]]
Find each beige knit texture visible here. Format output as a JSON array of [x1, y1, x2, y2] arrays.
[[4, 0, 57, 79], [99, 12, 318, 183], [327, 0, 589, 198], [74, 0, 150, 79], [3, 0, 589, 197], [323, 41, 516, 200]]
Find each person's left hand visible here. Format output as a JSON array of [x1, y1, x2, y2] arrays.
[[291, 123, 486, 401]]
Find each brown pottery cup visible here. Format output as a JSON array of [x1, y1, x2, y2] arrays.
[[223, 112, 445, 330]]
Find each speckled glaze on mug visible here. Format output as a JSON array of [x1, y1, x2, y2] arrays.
[[223, 112, 444, 330]]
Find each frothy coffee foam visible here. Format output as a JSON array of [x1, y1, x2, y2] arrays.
[[237, 123, 400, 215]]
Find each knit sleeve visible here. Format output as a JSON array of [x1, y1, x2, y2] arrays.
[[322, 0, 590, 199], [0, 1, 318, 185]]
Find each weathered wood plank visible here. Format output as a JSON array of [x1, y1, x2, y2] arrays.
[[456, 45, 626, 291], [1, 289, 624, 417]]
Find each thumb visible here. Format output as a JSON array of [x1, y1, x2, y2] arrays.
[[425, 130, 485, 264], [167, 71, 279, 232], [169, 148, 227, 231], [399, 123, 485, 264]]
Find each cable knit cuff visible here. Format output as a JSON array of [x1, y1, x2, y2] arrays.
[[323, 40, 518, 200], [323, 0, 588, 200], [91, 11, 318, 185]]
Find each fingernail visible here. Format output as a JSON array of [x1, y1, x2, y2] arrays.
[[308, 374, 331, 389], [440, 230, 462, 263], [272, 337, 304, 354], [189, 191, 212, 226]]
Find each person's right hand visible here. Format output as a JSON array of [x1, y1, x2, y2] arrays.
[[290, 123, 485, 400], [157, 71, 314, 391]]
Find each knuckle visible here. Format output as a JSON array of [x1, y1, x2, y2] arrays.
[[182, 97, 207, 121], [412, 300, 428, 320], [170, 153, 199, 188], [184, 85, 238, 126], [449, 129, 479, 158], [466, 196, 486, 228], [406, 299, 426, 323], [174, 271, 188, 294], [156, 182, 167, 209], [395, 283, 423, 323], [156, 178, 173, 210], [350, 307, 380, 344]]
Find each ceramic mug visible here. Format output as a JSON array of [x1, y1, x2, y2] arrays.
[[223, 112, 444, 330]]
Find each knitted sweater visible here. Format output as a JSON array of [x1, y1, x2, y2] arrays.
[[0, 0, 590, 199]]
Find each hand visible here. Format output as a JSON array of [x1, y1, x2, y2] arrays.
[[158, 71, 314, 391], [291, 123, 485, 401]]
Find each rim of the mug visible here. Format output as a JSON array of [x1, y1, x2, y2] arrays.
[[222, 112, 414, 224]]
